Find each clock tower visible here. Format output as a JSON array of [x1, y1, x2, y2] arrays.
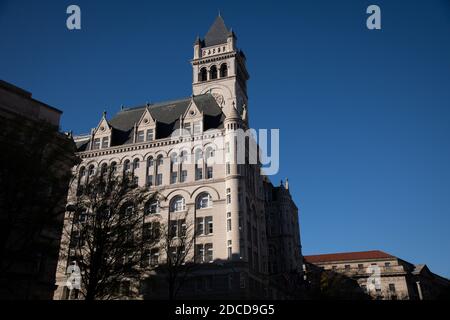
[[191, 15, 249, 121]]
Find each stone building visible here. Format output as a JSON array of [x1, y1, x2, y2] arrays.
[[53, 16, 302, 300], [0, 80, 78, 299], [304, 250, 450, 300]]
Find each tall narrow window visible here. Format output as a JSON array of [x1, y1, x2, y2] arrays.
[[195, 149, 203, 181], [146, 157, 154, 187], [170, 153, 178, 184], [205, 146, 214, 179], [220, 63, 228, 78], [227, 212, 232, 232], [199, 67, 207, 82], [179, 151, 187, 183], [226, 188, 231, 204], [156, 156, 163, 186], [209, 65, 217, 80]]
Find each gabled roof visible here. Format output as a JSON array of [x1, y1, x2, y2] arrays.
[[76, 93, 225, 152], [204, 15, 230, 47], [304, 250, 395, 264]]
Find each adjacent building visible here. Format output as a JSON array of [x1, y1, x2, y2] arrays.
[[53, 16, 303, 300], [304, 250, 450, 300], [0, 80, 78, 299]]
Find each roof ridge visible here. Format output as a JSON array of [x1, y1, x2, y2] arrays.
[[119, 94, 214, 113]]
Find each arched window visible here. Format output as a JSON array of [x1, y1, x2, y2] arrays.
[[180, 151, 188, 183], [199, 67, 207, 82], [110, 162, 117, 174], [170, 153, 178, 184], [86, 165, 95, 184], [170, 196, 185, 212], [78, 167, 86, 186], [146, 157, 154, 187], [220, 63, 228, 78], [194, 149, 203, 181], [100, 163, 108, 179], [205, 146, 215, 179], [156, 156, 163, 186], [196, 192, 212, 209], [145, 199, 160, 215], [123, 160, 131, 174], [132, 158, 140, 171], [209, 65, 217, 80]]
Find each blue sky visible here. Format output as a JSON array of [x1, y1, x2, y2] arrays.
[[1, 0, 450, 277]]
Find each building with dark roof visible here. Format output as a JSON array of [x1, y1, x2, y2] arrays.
[[54, 15, 302, 300], [304, 250, 450, 300]]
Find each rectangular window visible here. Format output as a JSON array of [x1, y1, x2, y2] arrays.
[[226, 188, 231, 204], [205, 243, 213, 263], [226, 162, 231, 175], [169, 220, 178, 239], [101, 137, 109, 148], [358, 264, 364, 269], [196, 217, 204, 236], [156, 174, 162, 186], [92, 138, 101, 150], [345, 264, 351, 270], [146, 175, 153, 187], [206, 167, 213, 179], [180, 170, 187, 183], [227, 218, 232, 232], [205, 216, 213, 235], [227, 240, 232, 260], [170, 172, 178, 184], [193, 121, 202, 134], [179, 219, 187, 238], [389, 284, 396, 292], [183, 123, 191, 134], [195, 167, 203, 180], [137, 130, 145, 142], [195, 244, 204, 263], [146, 129, 154, 141]]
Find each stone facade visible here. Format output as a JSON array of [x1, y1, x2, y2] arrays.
[[304, 250, 450, 300], [53, 16, 302, 300]]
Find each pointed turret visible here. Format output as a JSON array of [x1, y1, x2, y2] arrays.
[[204, 15, 230, 47]]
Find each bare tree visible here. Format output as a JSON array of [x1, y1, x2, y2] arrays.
[[59, 172, 157, 300], [155, 211, 197, 300]]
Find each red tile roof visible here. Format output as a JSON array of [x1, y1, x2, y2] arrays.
[[304, 250, 395, 263]]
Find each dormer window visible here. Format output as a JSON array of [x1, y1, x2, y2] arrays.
[[101, 137, 109, 148], [136, 130, 145, 143], [193, 121, 202, 134], [92, 138, 101, 150], [146, 129, 154, 141], [183, 123, 191, 135]]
